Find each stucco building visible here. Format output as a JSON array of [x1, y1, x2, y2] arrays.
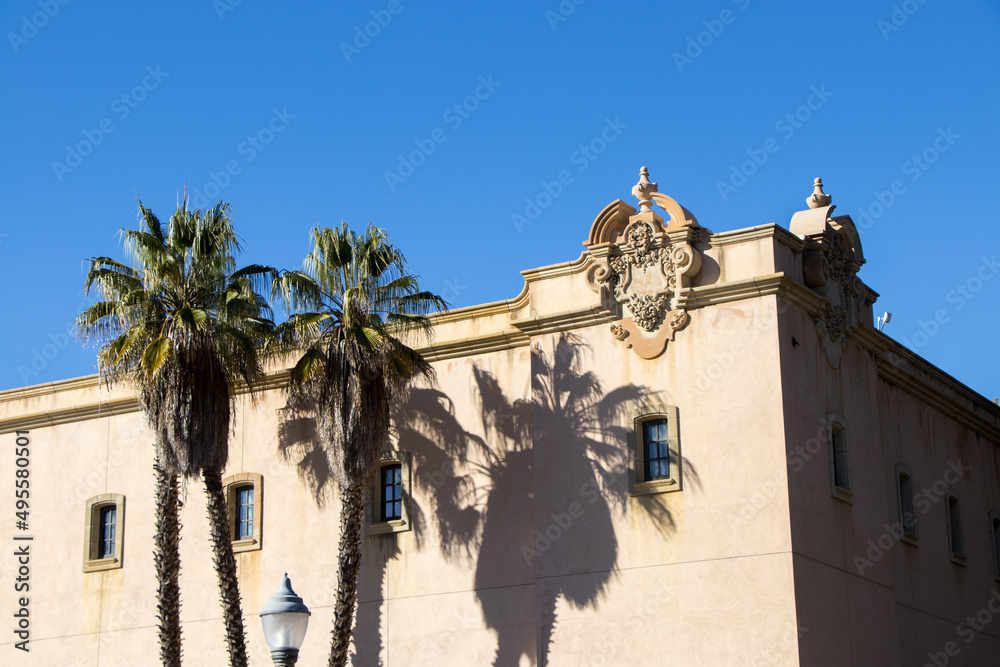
[[2, 169, 999, 666]]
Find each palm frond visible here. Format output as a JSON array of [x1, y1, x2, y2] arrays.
[[290, 345, 326, 385], [141, 336, 173, 378], [78, 194, 276, 477], [282, 222, 445, 488]]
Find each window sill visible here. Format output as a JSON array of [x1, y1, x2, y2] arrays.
[[368, 519, 410, 536], [232, 537, 260, 553], [630, 477, 680, 497], [83, 556, 121, 573], [950, 553, 967, 567], [901, 532, 919, 547], [830, 486, 853, 504]]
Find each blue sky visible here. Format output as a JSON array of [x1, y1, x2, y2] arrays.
[[1, 1, 997, 399]]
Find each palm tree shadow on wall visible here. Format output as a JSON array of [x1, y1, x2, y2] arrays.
[[276, 389, 490, 666], [413, 334, 695, 666], [275, 407, 393, 666], [474, 334, 696, 666], [276, 411, 335, 506], [276, 333, 698, 666]]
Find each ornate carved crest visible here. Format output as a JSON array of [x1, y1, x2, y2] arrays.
[[585, 167, 702, 359], [809, 227, 865, 365]]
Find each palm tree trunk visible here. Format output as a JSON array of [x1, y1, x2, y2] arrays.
[[328, 481, 366, 667], [154, 461, 182, 667], [203, 469, 249, 667]]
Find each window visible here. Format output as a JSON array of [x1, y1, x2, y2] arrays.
[[826, 412, 852, 502], [83, 493, 125, 572], [947, 494, 965, 564], [628, 404, 681, 496], [896, 465, 918, 544], [644, 419, 671, 481], [368, 451, 411, 535], [990, 512, 1000, 581], [236, 485, 254, 540], [223, 473, 262, 553], [99, 505, 117, 558], [381, 464, 402, 521]]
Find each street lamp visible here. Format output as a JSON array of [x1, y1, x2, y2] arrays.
[[260, 573, 311, 666]]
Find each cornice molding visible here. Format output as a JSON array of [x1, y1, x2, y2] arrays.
[[1, 396, 141, 434], [685, 272, 825, 314], [417, 328, 530, 362], [876, 356, 1000, 444], [686, 274, 783, 309], [519, 252, 592, 283], [429, 282, 529, 325], [708, 223, 806, 252], [849, 327, 1000, 443], [0, 369, 292, 435], [511, 305, 614, 337], [0, 375, 101, 403]]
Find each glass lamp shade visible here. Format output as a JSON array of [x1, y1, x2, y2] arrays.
[[261, 611, 309, 652], [260, 574, 311, 652]]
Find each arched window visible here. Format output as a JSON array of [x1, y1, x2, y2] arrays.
[[895, 465, 918, 543], [368, 451, 411, 535], [84, 494, 125, 572], [826, 412, 852, 502], [223, 473, 262, 553], [628, 404, 682, 496]]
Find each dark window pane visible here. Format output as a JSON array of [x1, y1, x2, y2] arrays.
[[382, 464, 403, 521], [899, 475, 916, 534], [643, 419, 670, 481], [949, 498, 964, 556], [832, 428, 849, 489], [99, 506, 116, 558], [236, 486, 254, 539], [993, 519, 1000, 574]]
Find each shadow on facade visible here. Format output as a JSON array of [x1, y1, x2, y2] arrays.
[[275, 412, 335, 506], [274, 334, 695, 666]]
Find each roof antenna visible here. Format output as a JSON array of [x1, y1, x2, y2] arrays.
[[876, 312, 891, 332]]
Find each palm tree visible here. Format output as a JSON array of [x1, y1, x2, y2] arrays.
[[77, 198, 275, 667], [271, 223, 445, 667]]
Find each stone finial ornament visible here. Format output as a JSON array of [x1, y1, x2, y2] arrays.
[[632, 166, 657, 213], [585, 167, 700, 246], [807, 177, 832, 209]]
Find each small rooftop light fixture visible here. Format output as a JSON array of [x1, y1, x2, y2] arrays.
[[877, 312, 892, 332]]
